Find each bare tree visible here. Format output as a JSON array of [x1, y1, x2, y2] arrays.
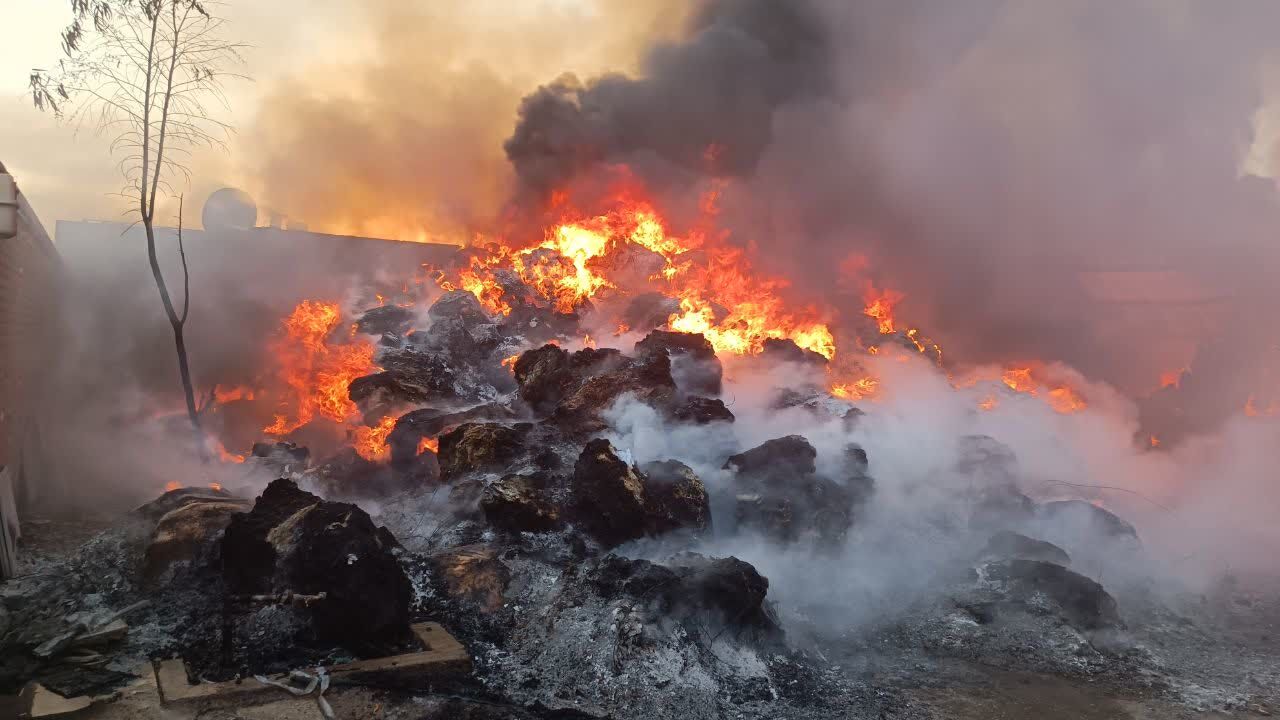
[[30, 0, 245, 447]]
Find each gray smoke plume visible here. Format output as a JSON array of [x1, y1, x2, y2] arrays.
[[505, 0, 1280, 424]]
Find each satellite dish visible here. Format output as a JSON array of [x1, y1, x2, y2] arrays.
[[201, 188, 257, 231]]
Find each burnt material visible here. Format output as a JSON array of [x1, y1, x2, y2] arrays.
[[640, 460, 712, 536], [481, 474, 561, 533], [670, 396, 735, 425], [356, 304, 415, 336], [570, 440, 649, 547], [980, 531, 1071, 566], [635, 330, 723, 395], [760, 338, 828, 366], [1039, 500, 1140, 542], [438, 422, 534, 482], [220, 479, 411, 653], [981, 559, 1121, 630]]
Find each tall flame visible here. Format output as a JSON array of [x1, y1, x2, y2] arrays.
[[264, 300, 377, 435]]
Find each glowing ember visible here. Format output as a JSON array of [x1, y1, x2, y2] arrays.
[[1046, 386, 1087, 414], [417, 436, 439, 455], [164, 481, 181, 492], [354, 415, 397, 462], [1159, 369, 1184, 389], [264, 300, 377, 436], [1149, 435, 1161, 448], [209, 482, 223, 492]]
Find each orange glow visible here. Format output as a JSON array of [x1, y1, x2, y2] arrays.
[[501, 354, 520, 371], [1159, 369, 1184, 389], [354, 415, 397, 462], [417, 436, 439, 455], [1245, 395, 1279, 417], [214, 385, 255, 404], [863, 288, 903, 335], [831, 376, 879, 400], [164, 481, 181, 492], [264, 301, 378, 436], [431, 191, 835, 360], [1001, 367, 1038, 393], [978, 395, 998, 411], [215, 441, 245, 464], [209, 482, 224, 492], [1046, 386, 1087, 414], [1148, 435, 1161, 448], [583, 334, 597, 349]]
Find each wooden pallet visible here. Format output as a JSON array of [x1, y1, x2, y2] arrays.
[[154, 622, 471, 706]]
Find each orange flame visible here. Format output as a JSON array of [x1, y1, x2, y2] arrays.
[[214, 385, 256, 404], [354, 415, 397, 462], [863, 288, 903, 335], [831, 376, 879, 400], [417, 436, 439, 455], [1148, 435, 1161, 448], [264, 301, 377, 436], [1159, 370, 1184, 389]]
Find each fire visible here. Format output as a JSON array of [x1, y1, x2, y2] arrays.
[[215, 441, 245, 464], [1159, 369, 1184, 389], [501, 354, 520, 371], [831, 376, 879, 400], [214, 385, 255, 404], [354, 415, 397, 462], [863, 288, 903, 335], [164, 481, 181, 492], [978, 395, 998, 411], [433, 191, 835, 360], [209, 482, 223, 492], [417, 436, 438, 455], [264, 300, 377, 436], [1046, 386, 1087, 414], [1001, 367, 1038, 393], [1149, 435, 1161, 448]]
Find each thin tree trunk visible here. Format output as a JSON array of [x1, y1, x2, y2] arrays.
[[144, 216, 203, 444]]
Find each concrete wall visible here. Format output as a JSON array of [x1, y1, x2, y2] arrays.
[[0, 161, 64, 578]]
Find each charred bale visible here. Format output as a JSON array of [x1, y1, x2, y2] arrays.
[[438, 422, 533, 482], [635, 330, 722, 395], [387, 403, 520, 465], [513, 344, 574, 412], [761, 338, 827, 366], [570, 439, 649, 547], [249, 441, 310, 474], [427, 289, 490, 327], [307, 447, 415, 499], [427, 544, 511, 613], [144, 499, 249, 584], [1039, 500, 1140, 543], [669, 396, 734, 425], [356, 304, 415, 336], [640, 460, 711, 536], [481, 474, 561, 533], [980, 559, 1121, 630], [980, 531, 1071, 565], [220, 479, 411, 652], [553, 351, 677, 431], [589, 553, 782, 646], [726, 436, 863, 544], [724, 435, 817, 485], [621, 292, 682, 332]]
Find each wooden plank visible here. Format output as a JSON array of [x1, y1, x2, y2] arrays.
[[155, 622, 471, 706]]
